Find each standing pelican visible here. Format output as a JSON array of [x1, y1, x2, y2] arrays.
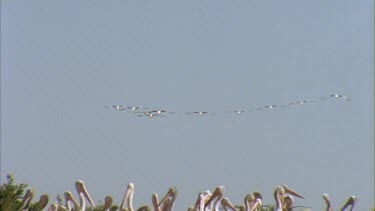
[[221, 197, 237, 211], [75, 180, 95, 208], [204, 186, 225, 211], [64, 191, 79, 211], [322, 193, 333, 211], [340, 196, 357, 211], [22, 188, 34, 209], [103, 195, 114, 211], [120, 183, 135, 211], [158, 187, 177, 211], [274, 185, 304, 211], [152, 193, 162, 211]]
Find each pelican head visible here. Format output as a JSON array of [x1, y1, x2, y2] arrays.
[[322, 193, 332, 211], [341, 196, 357, 211], [281, 185, 304, 199], [22, 188, 35, 209], [75, 180, 95, 207]]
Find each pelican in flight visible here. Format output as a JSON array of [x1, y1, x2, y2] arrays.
[[273, 185, 304, 211], [322, 193, 333, 211], [127, 106, 149, 111], [340, 196, 357, 211], [120, 183, 135, 211], [256, 105, 285, 111], [225, 110, 249, 114], [149, 110, 175, 114], [321, 94, 351, 101], [158, 186, 177, 211], [204, 186, 225, 211], [137, 112, 166, 118], [75, 180, 95, 209], [186, 111, 216, 115], [105, 105, 127, 111]]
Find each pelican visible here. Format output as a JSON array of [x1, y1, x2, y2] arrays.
[[256, 105, 285, 111], [120, 183, 135, 211], [103, 195, 114, 211], [152, 193, 162, 211], [64, 191, 78, 211], [250, 199, 261, 211], [48, 202, 59, 211], [340, 196, 357, 211], [105, 105, 127, 111], [322, 193, 333, 211], [148, 109, 175, 114], [192, 191, 210, 211], [36, 194, 49, 210], [137, 112, 166, 118], [204, 186, 225, 211], [186, 111, 216, 115], [225, 110, 249, 114], [243, 193, 255, 211], [137, 205, 152, 211], [21, 188, 34, 209], [321, 94, 351, 101], [127, 106, 149, 111], [158, 186, 177, 211], [274, 185, 304, 211], [221, 197, 237, 211], [75, 180, 95, 208]]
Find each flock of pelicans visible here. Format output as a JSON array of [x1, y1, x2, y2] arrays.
[[104, 94, 351, 118], [21, 181, 357, 211]]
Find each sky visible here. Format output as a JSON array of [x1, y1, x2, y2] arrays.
[[1, 0, 374, 210]]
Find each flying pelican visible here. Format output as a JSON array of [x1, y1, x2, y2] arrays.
[[274, 185, 304, 211], [103, 195, 114, 211], [186, 111, 216, 115], [321, 94, 351, 101], [322, 193, 333, 211], [256, 105, 285, 111], [221, 197, 238, 211], [75, 180, 95, 208], [204, 186, 225, 211], [137, 112, 166, 118], [120, 183, 135, 211], [149, 110, 175, 114], [340, 196, 357, 211], [152, 193, 162, 211], [225, 110, 249, 114], [127, 106, 149, 111], [158, 186, 177, 211], [105, 105, 127, 111]]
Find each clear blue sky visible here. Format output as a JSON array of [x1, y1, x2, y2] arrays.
[[1, 1, 373, 210]]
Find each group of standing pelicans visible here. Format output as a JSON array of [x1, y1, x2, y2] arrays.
[[104, 94, 351, 118], [21, 180, 357, 211]]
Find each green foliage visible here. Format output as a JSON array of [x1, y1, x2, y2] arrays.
[[0, 173, 28, 211]]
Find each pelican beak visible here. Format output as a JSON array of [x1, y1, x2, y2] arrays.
[[282, 185, 304, 199], [76, 180, 95, 207]]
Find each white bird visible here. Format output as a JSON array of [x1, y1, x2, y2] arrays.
[[321, 94, 351, 101], [120, 183, 135, 211], [75, 180, 95, 209], [340, 196, 357, 211], [204, 186, 225, 211], [322, 193, 333, 211], [186, 111, 216, 115]]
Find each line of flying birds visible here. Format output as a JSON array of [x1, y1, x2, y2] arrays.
[[21, 180, 358, 211], [104, 94, 351, 118]]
